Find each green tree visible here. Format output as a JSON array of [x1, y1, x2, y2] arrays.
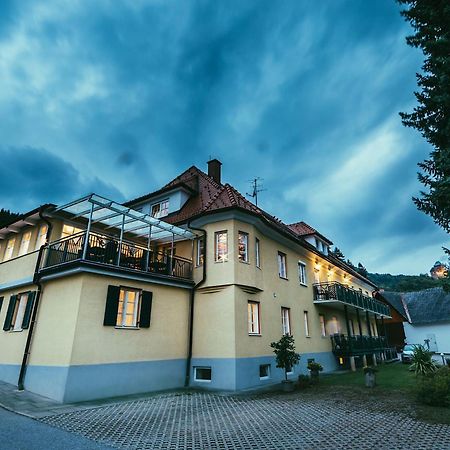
[[0, 208, 19, 228], [398, 0, 450, 233], [270, 335, 300, 381]]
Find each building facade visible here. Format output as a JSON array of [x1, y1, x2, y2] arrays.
[[0, 161, 392, 402]]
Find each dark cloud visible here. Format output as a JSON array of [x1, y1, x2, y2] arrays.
[[0, 147, 123, 211], [0, 0, 447, 274]]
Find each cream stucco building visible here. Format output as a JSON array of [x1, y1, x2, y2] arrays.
[[0, 160, 392, 402]]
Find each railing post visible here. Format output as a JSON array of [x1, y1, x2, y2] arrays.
[[169, 233, 174, 275], [116, 214, 125, 266], [82, 202, 95, 260], [145, 225, 152, 272]]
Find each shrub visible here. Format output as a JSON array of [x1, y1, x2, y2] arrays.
[[270, 335, 300, 381], [416, 366, 450, 407], [410, 344, 437, 376], [298, 375, 310, 389], [307, 362, 323, 372]]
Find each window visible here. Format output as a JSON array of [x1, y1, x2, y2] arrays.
[[255, 238, 260, 268], [278, 252, 287, 278], [3, 292, 35, 332], [18, 231, 32, 256], [62, 224, 83, 238], [3, 238, 15, 261], [349, 319, 355, 336], [259, 364, 270, 379], [281, 307, 291, 335], [196, 237, 205, 266], [194, 367, 211, 382], [304, 311, 310, 337], [35, 225, 48, 250], [248, 301, 260, 335], [330, 316, 339, 335], [298, 261, 307, 285], [319, 314, 326, 337], [215, 231, 228, 262], [151, 199, 169, 218], [238, 232, 249, 262], [116, 288, 140, 328]]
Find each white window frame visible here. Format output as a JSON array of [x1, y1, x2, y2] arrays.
[[196, 237, 205, 266], [214, 231, 228, 262], [12, 293, 29, 332], [35, 224, 48, 250], [116, 288, 141, 328], [238, 231, 249, 263], [259, 364, 271, 380], [194, 366, 212, 382], [278, 252, 287, 279], [18, 231, 32, 256], [281, 307, 291, 335], [298, 261, 307, 286], [255, 238, 260, 268], [304, 311, 310, 337], [4, 237, 16, 261], [319, 314, 326, 337], [248, 301, 260, 335], [150, 199, 169, 218]]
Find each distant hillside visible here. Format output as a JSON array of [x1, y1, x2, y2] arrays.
[[368, 273, 442, 292], [0, 209, 20, 228]]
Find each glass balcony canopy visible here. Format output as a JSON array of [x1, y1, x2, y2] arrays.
[[54, 193, 196, 243]]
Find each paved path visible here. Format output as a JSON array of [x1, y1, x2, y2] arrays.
[[0, 408, 112, 450], [40, 392, 450, 450]]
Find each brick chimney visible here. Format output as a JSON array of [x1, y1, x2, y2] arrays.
[[207, 159, 222, 184]]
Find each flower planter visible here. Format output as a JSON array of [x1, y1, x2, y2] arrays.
[[281, 380, 295, 392], [365, 372, 376, 388], [310, 369, 320, 385]]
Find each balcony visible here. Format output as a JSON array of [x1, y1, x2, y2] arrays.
[[313, 281, 390, 317], [331, 334, 390, 357], [39, 231, 193, 281]]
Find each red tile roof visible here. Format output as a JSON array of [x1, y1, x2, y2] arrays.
[[288, 221, 333, 245]]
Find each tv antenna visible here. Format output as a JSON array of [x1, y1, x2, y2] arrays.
[[246, 177, 266, 207]]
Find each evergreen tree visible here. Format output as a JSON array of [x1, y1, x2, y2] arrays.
[[357, 262, 368, 278], [398, 0, 450, 232], [0, 209, 20, 228], [331, 247, 345, 261]]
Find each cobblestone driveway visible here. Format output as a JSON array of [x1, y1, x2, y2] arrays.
[[40, 392, 450, 450]]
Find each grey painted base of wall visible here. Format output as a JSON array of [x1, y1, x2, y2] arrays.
[[1, 359, 187, 403], [0, 352, 338, 403], [190, 351, 337, 390]]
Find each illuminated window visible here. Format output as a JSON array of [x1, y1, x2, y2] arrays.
[[18, 231, 32, 256], [278, 252, 287, 278], [238, 232, 249, 262], [196, 237, 205, 266], [214, 231, 228, 262], [330, 316, 339, 335], [35, 225, 48, 250], [3, 238, 16, 261], [151, 200, 169, 218], [319, 314, 326, 337], [255, 238, 260, 268], [62, 224, 83, 239], [304, 311, 310, 337], [116, 288, 140, 328], [298, 261, 307, 285], [281, 307, 291, 335], [248, 301, 260, 335]]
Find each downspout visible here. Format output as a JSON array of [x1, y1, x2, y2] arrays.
[[184, 222, 207, 387], [18, 207, 53, 390]]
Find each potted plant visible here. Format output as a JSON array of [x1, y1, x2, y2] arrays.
[[270, 335, 300, 392], [307, 361, 323, 384], [297, 374, 310, 389], [363, 366, 378, 388]]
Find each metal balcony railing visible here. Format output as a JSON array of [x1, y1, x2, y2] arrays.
[[313, 281, 390, 317], [40, 231, 193, 281], [331, 334, 389, 356]]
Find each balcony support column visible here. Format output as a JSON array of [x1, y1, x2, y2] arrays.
[[344, 305, 353, 357], [145, 225, 152, 271], [366, 311, 372, 337], [372, 354, 377, 366], [82, 202, 95, 260], [116, 214, 126, 266], [350, 356, 356, 372], [373, 314, 379, 337], [356, 308, 363, 337], [362, 354, 367, 366], [169, 233, 175, 275]]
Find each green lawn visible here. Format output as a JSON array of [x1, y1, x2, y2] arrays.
[[321, 361, 416, 391]]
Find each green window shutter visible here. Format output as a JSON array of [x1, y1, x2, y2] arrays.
[[139, 291, 153, 328], [3, 295, 18, 331], [21, 291, 36, 330], [103, 285, 120, 326], [0, 297, 3, 314]]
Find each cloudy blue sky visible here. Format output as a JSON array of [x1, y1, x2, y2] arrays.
[[0, 0, 448, 274]]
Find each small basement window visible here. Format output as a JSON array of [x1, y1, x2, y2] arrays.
[[259, 364, 270, 380], [194, 367, 212, 382]]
